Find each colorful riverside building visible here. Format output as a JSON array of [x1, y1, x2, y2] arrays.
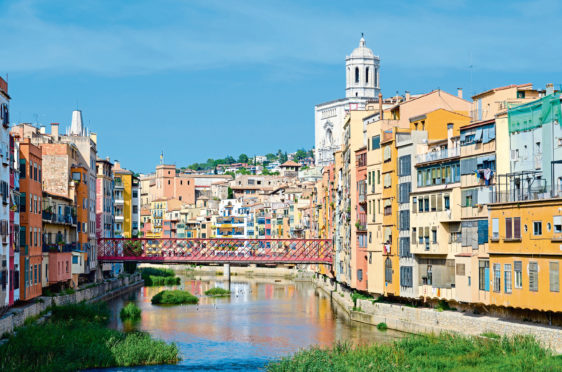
[[18, 139, 43, 300], [9, 134, 20, 304], [95, 157, 114, 239], [0, 77, 11, 306], [113, 162, 140, 238]]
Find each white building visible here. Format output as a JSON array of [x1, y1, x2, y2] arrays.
[[315, 35, 381, 167], [0, 78, 10, 305]]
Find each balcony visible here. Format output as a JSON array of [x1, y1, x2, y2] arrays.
[[416, 147, 460, 164], [114, 198, 124, 205], [43, 211, 77, 225], [115, 215, 124, 222], [42, 243, 77, 253]]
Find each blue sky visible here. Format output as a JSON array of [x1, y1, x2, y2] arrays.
[[2, 0, 562, 172]]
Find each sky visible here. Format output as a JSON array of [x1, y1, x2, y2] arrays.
[[2, 0, 562, 173]]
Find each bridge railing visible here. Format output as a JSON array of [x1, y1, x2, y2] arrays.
[[98, 238, 333, 264]]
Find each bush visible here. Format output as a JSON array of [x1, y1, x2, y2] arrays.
[[120, 303, 142, 321], [377, 322, 388, 331], [151, 290, 198, 305], [267, 333, 562, 371], [204, 287, 231, 296], [0, 303, 179, 371], [351, 291, 371, 308], [64, 288, 75, 295], [140, 268, 180, 286]]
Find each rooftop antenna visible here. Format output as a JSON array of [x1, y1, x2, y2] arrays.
[[160, 151, 164, 165], [469, 51, 474, 97]]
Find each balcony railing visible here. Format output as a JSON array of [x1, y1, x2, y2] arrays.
[[42, 211, 77, 225], [416, 147, 460, 164], [42, 243, 77, 253]]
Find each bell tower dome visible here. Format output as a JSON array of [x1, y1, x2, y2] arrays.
[[345, 34, 380, 98]]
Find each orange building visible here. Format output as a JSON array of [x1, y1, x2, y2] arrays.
[[19, 139, 43, 300], [71, 165, 89, 284]]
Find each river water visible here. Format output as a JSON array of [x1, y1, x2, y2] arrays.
[[103, 274, 403, 371]]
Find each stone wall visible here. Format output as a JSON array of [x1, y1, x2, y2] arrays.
[[0, 273, 142, 337], [313, 275, 562, 353]]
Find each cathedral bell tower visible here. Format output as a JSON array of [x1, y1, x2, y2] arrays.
[[345, 35, 380, 98]]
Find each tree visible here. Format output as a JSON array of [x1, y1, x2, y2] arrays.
[[227, 187, 234, 199], [236, 168, 250, 175], [224, 156, 235, 164], [266, 153, 276, 161], [279, 152, 288, 163], [294, 148, 307, 161], [238, 154, 249, 163]]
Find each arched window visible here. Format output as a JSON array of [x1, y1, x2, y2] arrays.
[[385, 258, 392, 283], [365, 67, 369, 83], [355, 67, 359, 83], [374, 68, 378, 87]]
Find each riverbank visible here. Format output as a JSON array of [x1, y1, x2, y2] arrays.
[[0, 302, 180, 371], [0, 272, 143, 337], [313, 274, 562, 353], [267, 332, 562, 371], [139, 263, 306, 278]]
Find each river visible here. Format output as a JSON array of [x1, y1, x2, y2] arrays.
[[102, 273, 403, 371]]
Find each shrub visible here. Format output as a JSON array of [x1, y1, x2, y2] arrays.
[[204, 287, 231, 296], [376, 322, 388, 331], [351, 291, 371, 308], [64, 288, 75, 295], [51, 303, 110, 324], [151, 290, 199, 305], [120, 303, 142, 321], [140, 268, 180, 286]]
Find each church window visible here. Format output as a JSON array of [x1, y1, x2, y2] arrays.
[[365, 67, 369, 83], [355, 67, 359, 83]]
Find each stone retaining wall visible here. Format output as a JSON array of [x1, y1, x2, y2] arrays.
[[313, 275, 562, 353], [0, 273, 142, 336]]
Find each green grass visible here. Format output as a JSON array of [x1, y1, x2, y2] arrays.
[[481, 332, 501, 339], [266, 333, 562, 372], [0, 303, 179, 372], [351, 291, 372, 308], [151, 290, 199, 305], [120, 303, 142, 321], [204, 287, 231, 296], [140, 268, 181, 286]]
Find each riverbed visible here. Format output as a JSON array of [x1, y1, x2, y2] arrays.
[[103, 274, 403, 371]]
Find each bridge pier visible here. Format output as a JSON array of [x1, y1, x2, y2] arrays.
[[223, 263, 231, 291]]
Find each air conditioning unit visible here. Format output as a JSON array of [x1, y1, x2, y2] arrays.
[[510, 150, 519, 161]]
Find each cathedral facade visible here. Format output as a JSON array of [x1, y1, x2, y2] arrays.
[[315, 36, 380, 167]]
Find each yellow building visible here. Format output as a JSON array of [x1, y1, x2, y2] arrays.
[[113, 162, 140, 238], [488, 197, 561, 312]]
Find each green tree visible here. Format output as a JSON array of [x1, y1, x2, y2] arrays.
[[227, 187, 234, 199], [265, 153, 276, 161], [238, 154, 249, 163], [294, 148, 307, 161], [224, 156, 235, 164]]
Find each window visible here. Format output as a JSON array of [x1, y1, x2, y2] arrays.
[[505, 217, 512, 239], [514, 217, 521, 239], [493, 263, 501, 292], [456, 263, 465, 276], [399, 210, 410, 231], [432, 229, 437, 244], [398, 155, 411, 176], [19, 192, 26, 213], [354, 67, 359, 83], [504, 264, 512, 294], [533, 221, 542, 236], [479, 260, 490, 291], [385, 258, 392, 283], [550, 261, 559, 292], [371, 135, 380, 150], [492, 218, 499, 240], [400, 266, 413, 288], [399, 237, 411, 258], [365, 67, 369, 83], [357, 269, 363, 282], [529, 261, 538, 292], [412, 197, 417, 212], [377, 170, 380, 184], [554, 216, 562, 233]]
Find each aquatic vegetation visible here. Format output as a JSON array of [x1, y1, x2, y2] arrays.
[[0, 303, 179, 372], [151, 290, 199, 305], [204, 287, 231, 296], [140, 268, 181, 286], [120, 303, 142, 320], [267, 333, 562, 372]]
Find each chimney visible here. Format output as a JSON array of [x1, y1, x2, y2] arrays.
[[114, 160, 121, 170], [457, 88, 463, 99], [378, 93, 383, 120], [39, 125, 46, 134], [90, 132, 97, 145], [51, 123, 59, 137], [405, 91, 411, 101]]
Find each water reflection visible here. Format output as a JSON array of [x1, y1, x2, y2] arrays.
[[104, 274, 403, 371]]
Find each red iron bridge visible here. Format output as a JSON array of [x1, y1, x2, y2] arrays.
[[98, 238, 333, 265]]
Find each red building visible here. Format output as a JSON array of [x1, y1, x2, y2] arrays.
[[355, 147, 368, 291]]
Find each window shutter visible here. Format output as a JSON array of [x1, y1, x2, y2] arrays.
[[529, 262, 538, 292], [506, 217, 512, 239], [550, 261, 559, 292], [437, 194, 443, 211], [514, 217, 521, 239]]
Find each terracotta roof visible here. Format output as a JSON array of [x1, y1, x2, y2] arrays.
[[472, 83, 533, 99], [280, 160, 300, 167]]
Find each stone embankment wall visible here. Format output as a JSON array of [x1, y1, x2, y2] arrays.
[[141, 263, 299, 277], [313, 275, 562, 353], [0, 273, 142, 336]]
